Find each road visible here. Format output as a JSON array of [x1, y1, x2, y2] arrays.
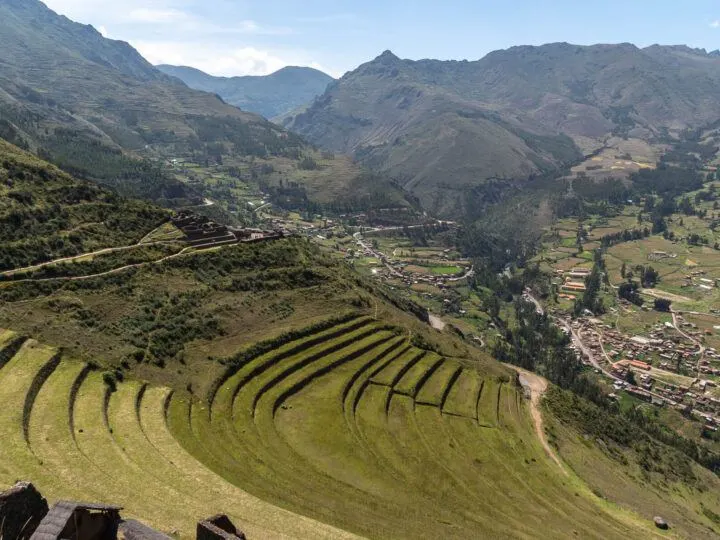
[[353, 232, 473, 281], [671, 310, 706, 381], [354, 222, 454, 237], [523, 290, 545, 315]]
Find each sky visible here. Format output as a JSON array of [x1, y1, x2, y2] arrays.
[[42, 0, 720, 79]]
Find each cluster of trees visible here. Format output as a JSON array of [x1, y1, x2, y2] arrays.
[[617, 263, 659, 306], [599, 227, 650, 249], [493, 299, 593, 392], [573, 251, 606, 316], [618, 281, 643, 306], [654, 298, 672, 312], [621, 263, 659, 288]]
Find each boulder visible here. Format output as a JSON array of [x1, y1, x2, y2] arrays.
[[654, 516, 669, 530]]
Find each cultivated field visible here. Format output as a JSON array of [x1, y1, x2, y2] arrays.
[[0, 321, 658, 538]]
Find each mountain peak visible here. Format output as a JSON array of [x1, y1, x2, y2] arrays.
[[376, 50, 400, 63]]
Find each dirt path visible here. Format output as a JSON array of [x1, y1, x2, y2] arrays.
[[1, 221, 177, 278], [511, 366, 567, 474], [640, 288, 693, 304], [2, 248, 192, 284], [428, 314, 446, 331]]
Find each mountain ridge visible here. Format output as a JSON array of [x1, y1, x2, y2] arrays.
[[0, 0, 401, 213], [157, 64, 334, 119], [284, 42, 720, 215]]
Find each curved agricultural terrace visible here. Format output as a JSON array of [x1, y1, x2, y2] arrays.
[[0, 319, 651, 538]]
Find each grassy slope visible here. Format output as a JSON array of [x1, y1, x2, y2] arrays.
[[0, 321, 661, 539], [0, 139, 169, 271], [545, 387, 720, 538]]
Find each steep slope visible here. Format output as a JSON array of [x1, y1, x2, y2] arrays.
[[0, 138, 169, 271], [286, 44, 720, 216], [0, 137, 717, 537], [157, 64, 334, 119], [0, 0, 267, 171], [0, 0, 402, 212]]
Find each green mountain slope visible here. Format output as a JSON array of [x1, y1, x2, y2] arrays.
[[0, 139, 718, 537], [0, 0, 405, 212], [0, 0, 267, 194], [157, 64, 334, 120], [0, 138, 168, 271], [285, 44, 720, 216]]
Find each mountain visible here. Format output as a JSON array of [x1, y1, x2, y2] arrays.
[[0, 0, 270, 197], [285, 44, 720, 216], [0, 0, 398, 213], [157, 64, 334, 120]]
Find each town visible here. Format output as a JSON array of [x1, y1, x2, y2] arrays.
[[557, 310, 720, 434]]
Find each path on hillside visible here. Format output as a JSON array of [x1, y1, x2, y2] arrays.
[[511, 367, 567, 474], [1, 223, 177, 278], [428, 314, 446, 330], [2, 247, 193, 284], [640, 288, 694, 304]]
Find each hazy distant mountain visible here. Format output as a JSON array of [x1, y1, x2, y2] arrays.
[[285, 44, 720, 215], [157, 64, 334, 119]]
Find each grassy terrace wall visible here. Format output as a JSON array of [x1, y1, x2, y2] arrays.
[[0, 321, 697, 538]]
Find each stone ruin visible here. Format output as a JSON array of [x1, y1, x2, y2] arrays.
[[0, 481, 246, 540], [197, 514, 247, 540], [0, 481, 48, 540]]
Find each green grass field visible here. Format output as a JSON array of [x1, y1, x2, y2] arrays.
[[4, 317, 718, 538]]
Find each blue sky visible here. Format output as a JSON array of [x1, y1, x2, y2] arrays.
[[43, 0, 720, 78]]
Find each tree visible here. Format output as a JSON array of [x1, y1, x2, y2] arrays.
[[620, 262, 627, 279], [653, 298, 672, 312], [642, 266, 659, 288], [618, 281, 644, 306]]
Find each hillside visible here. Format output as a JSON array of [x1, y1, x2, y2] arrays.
[[0, 138, 169, 271], [0, 0, 404, 213], [0, 137, 718, 537], [285, 44, 720, 216], [157, 64, 334, 120]]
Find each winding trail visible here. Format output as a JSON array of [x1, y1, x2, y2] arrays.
[[1, 248, 192, 284], [671, 310, 706, 381], [0, 222, 177, 278], [510, 366, 567, 474]]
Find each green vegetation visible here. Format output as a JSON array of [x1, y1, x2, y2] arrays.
[[0, 140, 169, 271], [546, 388, 720, 537], [0, 323, 665, 538]]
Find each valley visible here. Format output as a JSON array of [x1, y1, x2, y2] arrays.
[[2, 1, 720, 538]]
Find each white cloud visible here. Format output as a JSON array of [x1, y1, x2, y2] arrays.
[[128, 8, 190, 24], [133, 41, 337, 77], [41, 0, 337, 77], [298, 14, 357, 24], [712, 20, 720, 29]]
